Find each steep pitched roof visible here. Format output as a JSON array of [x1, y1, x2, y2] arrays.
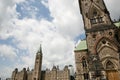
[[74, 40, 87, 51], [114, 21, 120, 28]]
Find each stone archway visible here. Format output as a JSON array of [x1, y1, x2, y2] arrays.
[[106, 61, 119, 80], [106, 60, 114, 69], [96, 40, 119, 80]]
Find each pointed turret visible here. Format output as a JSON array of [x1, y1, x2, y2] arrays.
[[37, 44, 42, 55]]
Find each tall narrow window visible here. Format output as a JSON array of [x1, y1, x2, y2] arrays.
[[98, 17, 103, 23], [90, 18, 97, 24], [82, 58, 87, 67], [83, 73, 89, 80]]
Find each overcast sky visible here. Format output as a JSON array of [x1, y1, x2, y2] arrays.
[[0, 0, 120, 79]]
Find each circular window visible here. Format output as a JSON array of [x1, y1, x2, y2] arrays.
[[102, 40, 106, 44], [109, 32, 112, 36]]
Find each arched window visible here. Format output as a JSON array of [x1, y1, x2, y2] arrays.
[[82, 57, 87, 67], [106, 61, 114, 69]]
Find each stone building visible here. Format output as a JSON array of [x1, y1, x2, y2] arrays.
[[11, 68, 28, 80], [45, 66, 70, 80], [74, 0, 120, 80], [11, 45, 42, 80], [11, 45, 70, 80]]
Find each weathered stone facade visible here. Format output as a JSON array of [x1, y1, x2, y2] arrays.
[[45, 66, 70, 80], [11, 68, 32, 80], [11, 45, 70, 80], [75, 0, 120, 80]]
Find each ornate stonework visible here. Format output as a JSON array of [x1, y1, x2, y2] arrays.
[[75, 0, 120, 80]]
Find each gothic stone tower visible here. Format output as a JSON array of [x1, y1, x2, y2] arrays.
[[75, 0, 120, 80], [32, 45, 42, 80]]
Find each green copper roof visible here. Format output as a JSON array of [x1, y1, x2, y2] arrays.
[[74, 40, 87, 51], [114, 21, 120, 28]]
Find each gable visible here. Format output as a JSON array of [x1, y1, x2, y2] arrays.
[[96, 37, 118, 53]]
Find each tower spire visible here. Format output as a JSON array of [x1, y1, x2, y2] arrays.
[[37, 44, 42, 54], [33, 44, 43, 80]]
